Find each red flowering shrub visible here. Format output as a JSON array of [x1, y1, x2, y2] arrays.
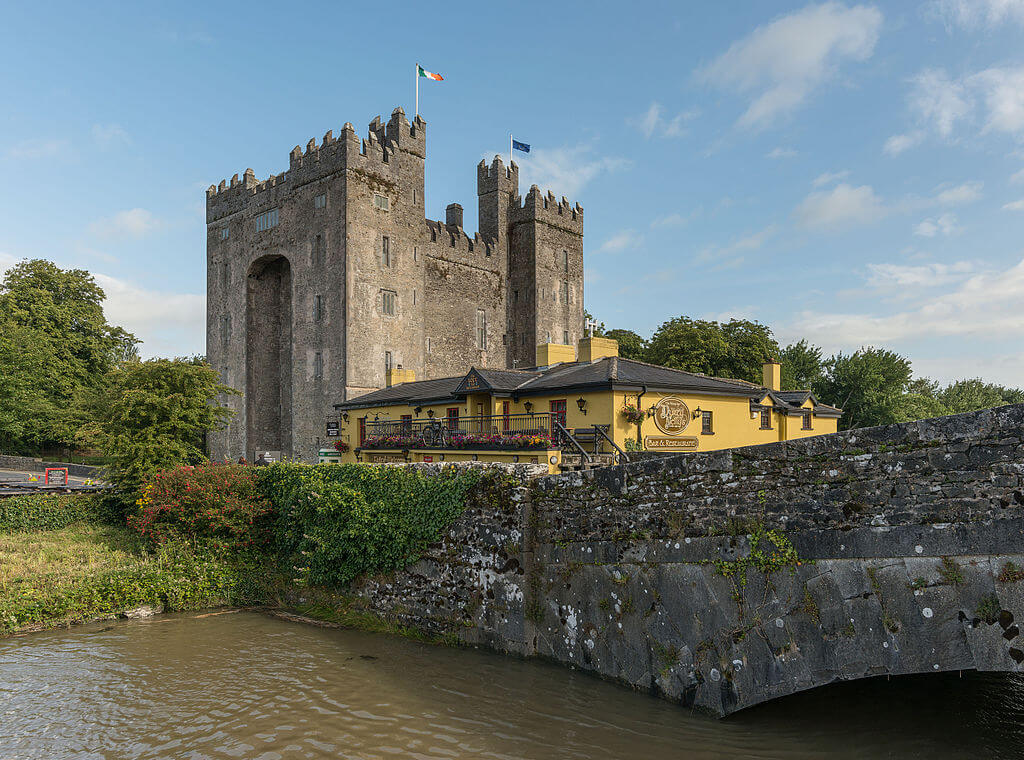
[[129, 464, 274, 553]]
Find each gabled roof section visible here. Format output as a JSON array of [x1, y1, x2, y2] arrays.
[[334, 376, 465, 410], [454, 366, 539, 394]]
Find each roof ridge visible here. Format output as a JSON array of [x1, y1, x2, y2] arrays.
[[616, 356, 766, 389]]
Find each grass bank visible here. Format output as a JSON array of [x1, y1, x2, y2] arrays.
[[0, 495, 263, 636]]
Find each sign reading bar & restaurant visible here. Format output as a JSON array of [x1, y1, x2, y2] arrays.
[[644, 436, 699, 451]]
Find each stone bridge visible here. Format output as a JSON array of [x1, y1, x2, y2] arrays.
[[353, 404, 1024, 717]]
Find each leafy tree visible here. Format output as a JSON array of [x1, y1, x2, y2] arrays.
[[814, 348, 913, 430], [779, 340, 824, 391], [0, 259, 138, 451], [77, 358, 237, 495], [646, 317, 779, 383], [939, 378, 1024, 413], [604, 329, 648, 361]]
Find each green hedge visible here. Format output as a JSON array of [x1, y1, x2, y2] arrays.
[[260, 463, 482, 588], [0, 494, 103, 533]]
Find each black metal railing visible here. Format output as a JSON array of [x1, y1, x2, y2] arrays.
[[361, 413, 557, 450]]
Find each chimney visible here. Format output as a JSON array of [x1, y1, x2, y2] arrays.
[[762, 360, 781, 392], [386, 365, 416, 388], [578, 336, 618, 362], [535, 342, 576, 367], [445, 203, 463, 228]]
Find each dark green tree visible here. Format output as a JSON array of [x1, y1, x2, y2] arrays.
[[604, 329, 648, 361], [939, 378, 1024, 413], [77, 357, 237, 495], [779, 340, 824, 391], [645, 317, 779, 383], [0, 259, 138, 451], [814, 348, 913, 430]]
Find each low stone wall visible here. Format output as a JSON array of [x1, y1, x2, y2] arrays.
[[0, 454, 101, 479], [351, 405, 1024, 716]]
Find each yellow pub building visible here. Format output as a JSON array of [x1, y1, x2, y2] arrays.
[[328, 337, 841, 473]]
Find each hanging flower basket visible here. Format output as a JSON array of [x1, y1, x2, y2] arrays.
[[621, 403, 651, 426], [333, 440, 350, 453]]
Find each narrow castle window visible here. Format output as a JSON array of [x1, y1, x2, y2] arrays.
[[413, 289, 417, 305], [220, 227, 229, 241], [385, 351, 393, 370], [413, 189, 418, 204], [413, 246, 418, 263], [311, 234, 324, 268], [426, 337, 432, 354], [314, 193, 327, 209], [313, 351, 323, 379], [513, 290, 519, 303], [476, 310, 487, 350], [381, 236, 391, 267], [313, 294, 324, 322], [381, 289, 396, 316], [374, 194, 390, 211], [563, 330, 569, 344], [255, 208, 278, 232], [561, 281, 569, 304], [382, 150, 389, 163], [563, 250, 569, 271]]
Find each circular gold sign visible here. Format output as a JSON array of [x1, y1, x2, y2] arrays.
[[652, 396, 690, 436]]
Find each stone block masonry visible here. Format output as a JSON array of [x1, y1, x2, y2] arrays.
[[350, 405, 1024, 716], [206, 107, 584, 463]]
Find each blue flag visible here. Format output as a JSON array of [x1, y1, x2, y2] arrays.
[[512, 139, 530, 153]]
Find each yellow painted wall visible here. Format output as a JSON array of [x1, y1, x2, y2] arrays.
[[335, 386, 839, 465]]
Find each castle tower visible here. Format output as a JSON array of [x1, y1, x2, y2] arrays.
[[205, 109, 582, 462]]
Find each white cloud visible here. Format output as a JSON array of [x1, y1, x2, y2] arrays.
[[93, 273, 204, 358], [812, 169, 850, 186], [928, 0, 1024, 29], [883, 131, 925, 155], [594, 230, 640, 254], [5, 138, 70, 159], [767, 147, 798, 159], [866, 260, 973, 290], [1011, 168, 1024, 184], [91, 123, 130, 147], [650, 211, 697, 228], [895, 65, 1024, 149], [1004, 199, 1024, 210], [696, 224, 777, 268], [794, 183, 886, 228], [0, 252, 18, 277], [631, 102, 698, 138], [914, 213, 961, 237], [935, 181, 983, 205], [791, 256, 1024, 346], [514, 144, 630, 199], [88, 208, 162, 239], [697, 2, 883, 129]]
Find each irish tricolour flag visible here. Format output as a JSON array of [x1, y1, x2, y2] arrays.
[[418, 64, 443, 81]]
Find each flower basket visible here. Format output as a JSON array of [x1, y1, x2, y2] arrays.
[[621, 403, 651, 426], [333, 440, 350, 453]]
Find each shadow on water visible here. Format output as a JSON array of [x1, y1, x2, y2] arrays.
[[1, 612, 1023, 760]]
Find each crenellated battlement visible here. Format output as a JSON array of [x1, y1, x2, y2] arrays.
[[424, 219, 496, 259], [206, 108, 426, 223], [477, 156, 519, 196], [510, 184, 584, 235]]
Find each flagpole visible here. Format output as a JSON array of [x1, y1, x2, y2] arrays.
[[509, 133, 513, 167], [415, 63, 419, 118]]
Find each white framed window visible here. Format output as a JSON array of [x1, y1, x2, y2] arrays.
[[313, 294, 324, 322], [381, 236, 391, 267], [314, 193, 327, 209], [385, 351, 393, 370], [255, 208, 278, 232], [381, 289, 396, 316], [220, 227, 229, 241], [476, 310, 487, 349], [313, 351, 323, 379], [374, 194, 390, 211]]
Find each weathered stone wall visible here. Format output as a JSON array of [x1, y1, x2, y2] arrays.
[[0, 455, 100, 479], [351, 406, 1024, 716]]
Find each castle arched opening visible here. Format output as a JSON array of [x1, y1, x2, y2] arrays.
[[246, 255, 292, 460]]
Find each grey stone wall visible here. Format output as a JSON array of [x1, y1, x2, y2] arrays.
[[0, 455, 100, 479], [206, 109, 585, 462], [350, 405, 1024, 716]]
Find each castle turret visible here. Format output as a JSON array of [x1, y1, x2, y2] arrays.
[[477, 156, 518, 241]]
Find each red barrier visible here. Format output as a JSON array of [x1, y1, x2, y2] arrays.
[[44, 468, 69, 486]]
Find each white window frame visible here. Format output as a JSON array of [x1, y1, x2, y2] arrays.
[[381, 289, 396, 316], [476, 310, 487, 350], [314, 193, 327, 209], [374, 194, 390, 211]]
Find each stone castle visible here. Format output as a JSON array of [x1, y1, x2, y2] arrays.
[[206, 107, 584, 461]]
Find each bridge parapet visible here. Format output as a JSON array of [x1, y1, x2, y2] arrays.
[[352, 405, 1024, 716]]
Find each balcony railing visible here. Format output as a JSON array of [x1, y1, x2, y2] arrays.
[[361, 413, 557, 450]]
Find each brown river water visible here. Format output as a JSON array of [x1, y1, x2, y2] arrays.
[[1, 611, 1023, 759]]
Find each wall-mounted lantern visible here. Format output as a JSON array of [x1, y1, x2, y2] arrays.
[[426, 409, 435, 418], [692, 406, 703, 419], [524, 401, 534, 414], [414, 406, 423, 415], [342, 412, 349, 422], [576, 397, 587, 415]]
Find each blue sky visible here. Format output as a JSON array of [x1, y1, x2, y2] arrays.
[[2, 0, 1023, 385]]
